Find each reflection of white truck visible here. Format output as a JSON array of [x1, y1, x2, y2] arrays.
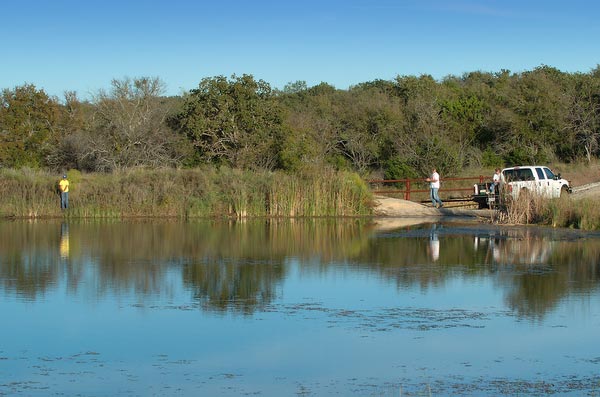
[[472, 165, 572, 208], [502, 165, 571, 200]]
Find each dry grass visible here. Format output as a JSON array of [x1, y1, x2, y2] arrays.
[[550, 160, 600, 187], [495, 191, 600, 230], [495, 192, 545, 225]]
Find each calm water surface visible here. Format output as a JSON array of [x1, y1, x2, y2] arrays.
[[1, 219, 600, 396]]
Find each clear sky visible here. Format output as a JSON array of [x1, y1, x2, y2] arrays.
[[2, 0, 599, 99]]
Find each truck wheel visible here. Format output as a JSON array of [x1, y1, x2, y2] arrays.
[[560, 185, 569, 197]]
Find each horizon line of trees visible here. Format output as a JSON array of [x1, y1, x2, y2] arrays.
[[1, 64, 600, 179]]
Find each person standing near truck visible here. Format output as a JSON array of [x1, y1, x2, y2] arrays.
[[59, 174, 69, 210], [426, 168, 443, 208], [490, 168, 503, 193]]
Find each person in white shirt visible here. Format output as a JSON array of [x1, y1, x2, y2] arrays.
[[490, 168, 503, 194], [426, 168, 443, 208]]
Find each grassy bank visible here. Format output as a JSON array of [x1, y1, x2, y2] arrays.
[[0, 167, 373, 219]]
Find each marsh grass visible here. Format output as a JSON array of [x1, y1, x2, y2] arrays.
[[496, 192, 600, 230], [543, 196, 600, 230], [497, 192, 545, 225], [0, 167, 372, 219]]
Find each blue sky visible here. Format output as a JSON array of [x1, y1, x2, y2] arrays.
[[2, 0, 599, 99]]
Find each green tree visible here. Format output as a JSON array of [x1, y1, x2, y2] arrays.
[[170, 74, 285, 170], [440, 94, 487, 167], [0, 84, 60, 168], [277, 82, 341, 172], [566, 73, 600, 163], [338, 85, 403, 173], [282, 80, 308, 94], [505, 66, 570, 164], [390, 74, 460, 175], [455, 70, 512, 166], [46, 91, 94, 170]]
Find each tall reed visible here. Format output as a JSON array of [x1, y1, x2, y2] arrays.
[[542, 196, 600, 230], [498, 193, 600, 230], [0, 167, 372, 219], [497, 192, 546, 225]]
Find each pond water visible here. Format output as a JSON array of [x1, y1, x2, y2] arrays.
[[1, 218, 600, 396]]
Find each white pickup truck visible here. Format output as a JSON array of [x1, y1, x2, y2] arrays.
[[502, 165, 571, 200], [472, 165, 572, 208]]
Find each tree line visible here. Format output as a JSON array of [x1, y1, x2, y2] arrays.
[[1, 65, 599, 178]]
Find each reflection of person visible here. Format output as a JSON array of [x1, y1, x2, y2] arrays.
[[491, 238, 500, 262], [426, 168, 443, 208], [59, 174, 69, 209], [60, 222, 69, 259], [429, 224, 440, 261]]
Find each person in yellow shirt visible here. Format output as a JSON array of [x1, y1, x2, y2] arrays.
[[58, 174, 69, 209]]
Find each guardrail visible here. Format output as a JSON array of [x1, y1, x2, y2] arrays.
[[367, 176, 487, 201]]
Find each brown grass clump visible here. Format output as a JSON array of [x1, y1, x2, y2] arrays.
[[497, 192, 546, 225]]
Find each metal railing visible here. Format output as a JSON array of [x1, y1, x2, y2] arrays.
[[367, 176, 487, 201]]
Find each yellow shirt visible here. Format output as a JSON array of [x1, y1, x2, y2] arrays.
[[59, 179, 69, 193]]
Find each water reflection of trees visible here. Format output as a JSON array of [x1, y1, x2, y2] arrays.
[[1, 220, 599, 318], [183, 260, 283, 315], [477, 229, 600, 319], [360, 224, 600, 319], [0, 221, 63, 299], [180, 219, 369, 314], [0, 219, 369, 314]]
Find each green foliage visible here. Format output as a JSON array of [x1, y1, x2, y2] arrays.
[[481, 147, 504, 168], [503, 146, 550, 166], [4, 65, 600, 178], [169, 74, 285, 170], [327, 154, 352, 171], [441, 95, 487, 126], [503, 147, 531, 166], [282, 80, 308, 94], [383, 158, 418, 180], [0, 84, 61, 168], [277, 128, 318, 172]]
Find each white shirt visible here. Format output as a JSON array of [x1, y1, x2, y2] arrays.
[[493, 172, 501, 183], [430, 172, 440, 189]]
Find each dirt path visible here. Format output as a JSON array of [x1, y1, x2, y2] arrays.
[[571, 181, 600, 199], [372, 195, 491, 218]]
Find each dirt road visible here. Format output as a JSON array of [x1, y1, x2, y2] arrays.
[[571, 181, 600, 199]]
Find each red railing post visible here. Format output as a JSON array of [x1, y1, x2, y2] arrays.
[[405, 179, 410, 200]]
